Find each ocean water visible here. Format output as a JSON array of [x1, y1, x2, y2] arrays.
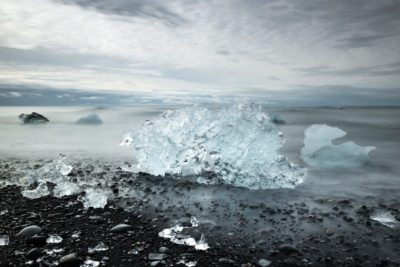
[[0, 106, 399, 199]]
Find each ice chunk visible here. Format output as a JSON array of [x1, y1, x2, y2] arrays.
[[46, 235, 63, 244], [370, 211, 400, 228], [22, 183, 50, 199], [75, 113, 103, 125], [159, 217, 210, 250], [53, 182, 81, 198], [0, 210, 8, 216], [78, 189, 108, 209], [88, 242, 109, 254], [124, 104, 305, 189], [23, 155, 77, 199], [177, 259, 197, 267], [0, 235, 9, 246], [270, 112, 285, 124], [301, 124, 375, 168], [81, 259, 100, 267]]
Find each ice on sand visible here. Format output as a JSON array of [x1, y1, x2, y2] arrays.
[[123, 104, 306, 189]]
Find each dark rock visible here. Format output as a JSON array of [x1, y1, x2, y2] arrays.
[[59, 253, 83, 267], [17, 225, 42, 236], [219, 258, 235, 264], [18, 112, 49, 124], [159, 247, 169, 253], [148, 253, 168, 261], [27, 235, 47, 246], [278, 244, 300, 254], [25, 248, 43, 260], [110, 224, 132, 233]]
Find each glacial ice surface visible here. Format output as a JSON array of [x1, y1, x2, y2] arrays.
[[122, 104, 306, 189], [301, 124, 375, 168]]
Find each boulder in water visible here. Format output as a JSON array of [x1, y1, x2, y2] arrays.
[[18, 112, 49, 124]]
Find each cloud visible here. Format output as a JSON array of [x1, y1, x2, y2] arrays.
[[0, 0, 399, 106], [0, 91, 22, 97]]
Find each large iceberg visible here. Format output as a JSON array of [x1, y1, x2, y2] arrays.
[[121, 104, 306, 189], [301, 124, 375, 168]]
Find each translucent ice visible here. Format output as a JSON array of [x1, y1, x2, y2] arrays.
[[81, 259, 100, 267], [22, 155, 77, 199], [22, 183, 50, 199], [0, 235, 9, 246], [78, 189, 108, 209], [88, 242, 109, 254], [159, 217, 210, 250], [270, 112, 285, 124], [46, 235, 63, 244], [370, 211, 399, 228], [123, 104, 305, 189], [75, 113, 103, 125], [301, 124, 375, 168]]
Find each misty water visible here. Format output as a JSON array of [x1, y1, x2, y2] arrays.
[[1, 105, 400, 252], [0, 106, 399, 198]]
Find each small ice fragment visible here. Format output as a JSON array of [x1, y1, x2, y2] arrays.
[[72, 232, 80, 239], [301, 124, 375, 168], [88, 242, 109, 254], [78, 189, 108, 209], [0, 235, 9, 246], [53, 182, 80, 197], [128, 245, 144, 255], [159, 217, 210, 250], [0, 209, 8, 216], [177, 259, 197, 267], [270, 112, 285, 124], [46, 235, 63, 244], [194, 234, 210, 251], [370, 211, 400, 228], [22, 183, 50, 199], [81, 259, 100, 267]]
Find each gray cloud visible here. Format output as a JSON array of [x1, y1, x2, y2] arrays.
[[294, 61, 400, 77], [55, 0, 187, 26]]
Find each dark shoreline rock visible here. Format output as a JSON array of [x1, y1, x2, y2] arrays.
[[18, 112, 49, 124]]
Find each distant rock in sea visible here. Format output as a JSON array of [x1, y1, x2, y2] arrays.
[[18, 112, 49, 124]]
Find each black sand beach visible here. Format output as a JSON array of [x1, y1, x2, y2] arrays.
[[1, 159, 400, 266]]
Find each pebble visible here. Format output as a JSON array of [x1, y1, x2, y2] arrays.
[[159, 247, 169, 253], [278, 244, 300, 254], [219, 258, 235, 264], [17, 225, 42, 236], [27, 235, 47, 246], [110, 224, 132, 233], [59, 253, 83, 266], [25, 248, 43, 260], [148, 253, 168, 261]]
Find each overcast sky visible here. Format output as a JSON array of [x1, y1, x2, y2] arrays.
[[0, 0, 399, 106]]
